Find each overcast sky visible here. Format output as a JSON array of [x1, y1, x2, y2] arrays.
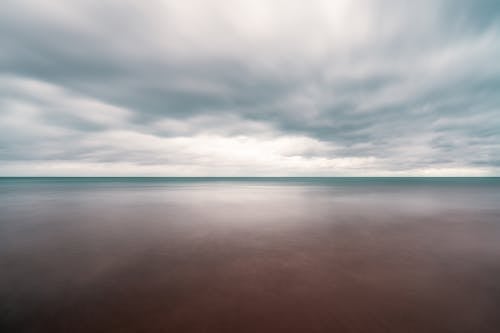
[[1, 0, 499, 176]]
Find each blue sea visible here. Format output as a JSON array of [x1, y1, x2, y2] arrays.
[[1, 177, 500, 332]]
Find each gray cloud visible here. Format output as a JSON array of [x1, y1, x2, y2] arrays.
[[0, 0, 499, 175]]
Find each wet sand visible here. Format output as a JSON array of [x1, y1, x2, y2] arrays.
[[1, 178, 500, 332]]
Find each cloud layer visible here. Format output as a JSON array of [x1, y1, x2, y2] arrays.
[[1, 0, 499, 176]]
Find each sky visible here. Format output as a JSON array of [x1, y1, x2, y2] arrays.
[[1, 0, 499, 176]]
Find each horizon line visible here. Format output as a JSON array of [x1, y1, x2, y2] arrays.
[[1, 176, 499, 179]]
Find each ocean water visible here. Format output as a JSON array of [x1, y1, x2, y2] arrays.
[[1, 177, 500, 332]]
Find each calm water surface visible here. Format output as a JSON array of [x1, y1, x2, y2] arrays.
[[1, 177, 500, 332]]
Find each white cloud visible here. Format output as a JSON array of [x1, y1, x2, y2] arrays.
[[0, 1, 499, 175]]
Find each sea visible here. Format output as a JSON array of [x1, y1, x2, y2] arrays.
[[1, 177, 500, 332]]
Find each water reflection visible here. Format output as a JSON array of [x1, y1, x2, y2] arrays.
[[1, 178, 500, 332]]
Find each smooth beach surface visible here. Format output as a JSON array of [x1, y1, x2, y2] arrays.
[[1, 177, 500, 332]]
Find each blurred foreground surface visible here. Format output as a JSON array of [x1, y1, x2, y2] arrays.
[[1, 177, 500, 333]]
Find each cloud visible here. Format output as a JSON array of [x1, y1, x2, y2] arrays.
[[0, 0, 499, 175]]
